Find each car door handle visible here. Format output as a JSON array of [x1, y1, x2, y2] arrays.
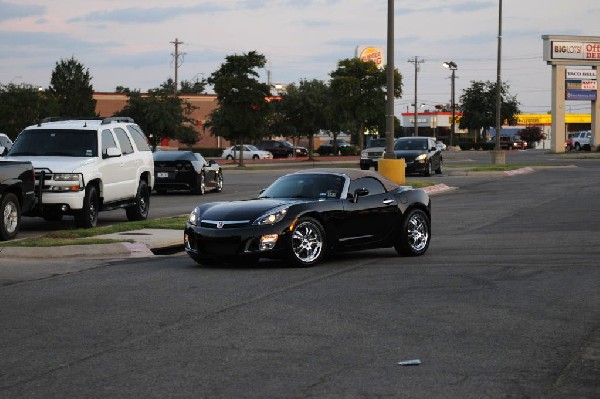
[[383, 199, 396, 205]]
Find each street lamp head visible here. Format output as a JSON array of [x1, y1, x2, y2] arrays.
[[443, 61, 458, 70]]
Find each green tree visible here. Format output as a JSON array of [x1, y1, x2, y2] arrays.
[[518, 126, 546, 149], [459, 80, 520, 143], [329, 58, 402, 150], [205, 51, 271, 166], [0, 83, 59, 138], [113, 87, 198, 149], [279, 79, 330, 160], [48, 57, 97, 117]]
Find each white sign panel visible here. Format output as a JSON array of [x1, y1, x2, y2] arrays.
[[552, 41, 600, 61], [566, 69, 597, 80], [581, 80, 597, 90]]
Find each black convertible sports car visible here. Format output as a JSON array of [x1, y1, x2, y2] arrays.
[[153, 150, 223, 195], [184, 169, 431, 267]]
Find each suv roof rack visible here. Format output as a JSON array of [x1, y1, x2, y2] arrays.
[[37, 116, 135, 126], [101, 117, 135, 124]]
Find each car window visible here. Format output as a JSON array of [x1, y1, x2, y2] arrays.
[[194, 153, 207, 164], [114, 127, 134, 155], [101, 129, 117, 156], [348, 177, 386, 197], [126, 125, 151, 152]]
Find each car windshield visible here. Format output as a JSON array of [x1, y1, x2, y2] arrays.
[[9, 129, 98, 157], [368, 139, 387, 147], [395, 139, 428, 151], [259, 173, 345, 199]]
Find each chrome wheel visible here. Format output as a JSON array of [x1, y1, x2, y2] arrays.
[[395, 209, 430, 257], [406, 212, 429, 252], [290, 218, 325, 266], [215, 172, 223, 192]]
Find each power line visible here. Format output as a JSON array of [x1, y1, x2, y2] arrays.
[[170, 38, 185, 94]]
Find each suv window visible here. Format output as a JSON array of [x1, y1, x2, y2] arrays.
[[9, 129, 98, 157], [126, 125, 151, 152], [114, 128, 134, 155], [101, 129, 117, 156]]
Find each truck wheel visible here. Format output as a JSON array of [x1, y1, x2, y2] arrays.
[[126, 180, 150, 221], [74, 185, 99, 228], [1, 193, 20, 241]]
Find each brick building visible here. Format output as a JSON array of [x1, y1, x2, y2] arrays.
[[93, 92, 227, 149]]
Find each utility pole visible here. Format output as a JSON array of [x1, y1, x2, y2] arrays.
[[384, 0, 395, 159], [171, 38, 185, 95], [408, 56, 425, 136]]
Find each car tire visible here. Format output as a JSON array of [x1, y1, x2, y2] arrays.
[[252, 155, 259, 160], [1, 193, 20, 241], [74, 185, 99, 228], [287, 216, 326, 267], [395, 208, 430, 257], [575, 143, 581, 151], [192, 173, 205, 195], [126, 180, 150, 221], [423, 162, 432, 177], [435, 158, 443, 175], [226, 155, 234, 160], [214, 171, 223, 192]]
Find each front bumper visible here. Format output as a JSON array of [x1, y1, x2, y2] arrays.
[[184, 221, 292, 261]]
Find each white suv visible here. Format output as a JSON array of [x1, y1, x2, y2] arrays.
[[571, 130, 592, 151], [7, 117, 154, 228]]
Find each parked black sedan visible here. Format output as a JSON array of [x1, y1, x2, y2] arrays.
[[184, 169, 431, 267], [153, 150, 223, 195], [393, 136, 443, 176]]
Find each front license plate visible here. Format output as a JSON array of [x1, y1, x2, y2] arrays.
[[157, 172, 168, 178]]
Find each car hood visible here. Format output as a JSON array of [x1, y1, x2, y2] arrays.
[[199, 198, 303, 221], [5, 156, 95, 172]]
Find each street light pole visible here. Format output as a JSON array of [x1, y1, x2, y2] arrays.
[[443, 61, 458, 147]]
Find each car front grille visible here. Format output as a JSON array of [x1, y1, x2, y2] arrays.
[[200, 220, 252, 229]]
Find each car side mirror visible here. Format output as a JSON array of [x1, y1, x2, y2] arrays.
[[103, 146, 121, 158], [350, 188, 369, 203], [431, 147, 437, 152], [208, 159, 215, 165]]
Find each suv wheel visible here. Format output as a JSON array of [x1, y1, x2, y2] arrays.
[[1, 193, 20, 241], [75, 185, 99, 228], [435, 159, 443, 175], [126, 180, 150, 221]]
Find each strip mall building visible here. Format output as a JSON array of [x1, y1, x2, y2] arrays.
[[94, 92, 591, 150], [401, 111, 591, 148]]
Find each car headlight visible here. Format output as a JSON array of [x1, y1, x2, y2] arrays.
[[188, 208, 201, 225], [415, 154, 427, 161], [360, 150, 368, 157], [54, 173, 83, 182], [254, 206, 289, 225]]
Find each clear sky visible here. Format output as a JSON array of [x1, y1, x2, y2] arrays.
[[1, 0, 600, 117]]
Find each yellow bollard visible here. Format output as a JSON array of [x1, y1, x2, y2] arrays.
[[378, 159, 406, 185]]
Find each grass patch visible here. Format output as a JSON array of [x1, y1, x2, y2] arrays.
[[0, 216, 188, 247]]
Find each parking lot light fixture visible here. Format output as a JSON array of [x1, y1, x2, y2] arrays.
[[443, 61, 458, 147]]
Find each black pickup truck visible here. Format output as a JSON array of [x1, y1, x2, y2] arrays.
[[0, 160, 36, 240]]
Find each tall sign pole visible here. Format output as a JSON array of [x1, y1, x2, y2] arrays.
[[385, 0, 395, 158], [492, 0, 505, 164]]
